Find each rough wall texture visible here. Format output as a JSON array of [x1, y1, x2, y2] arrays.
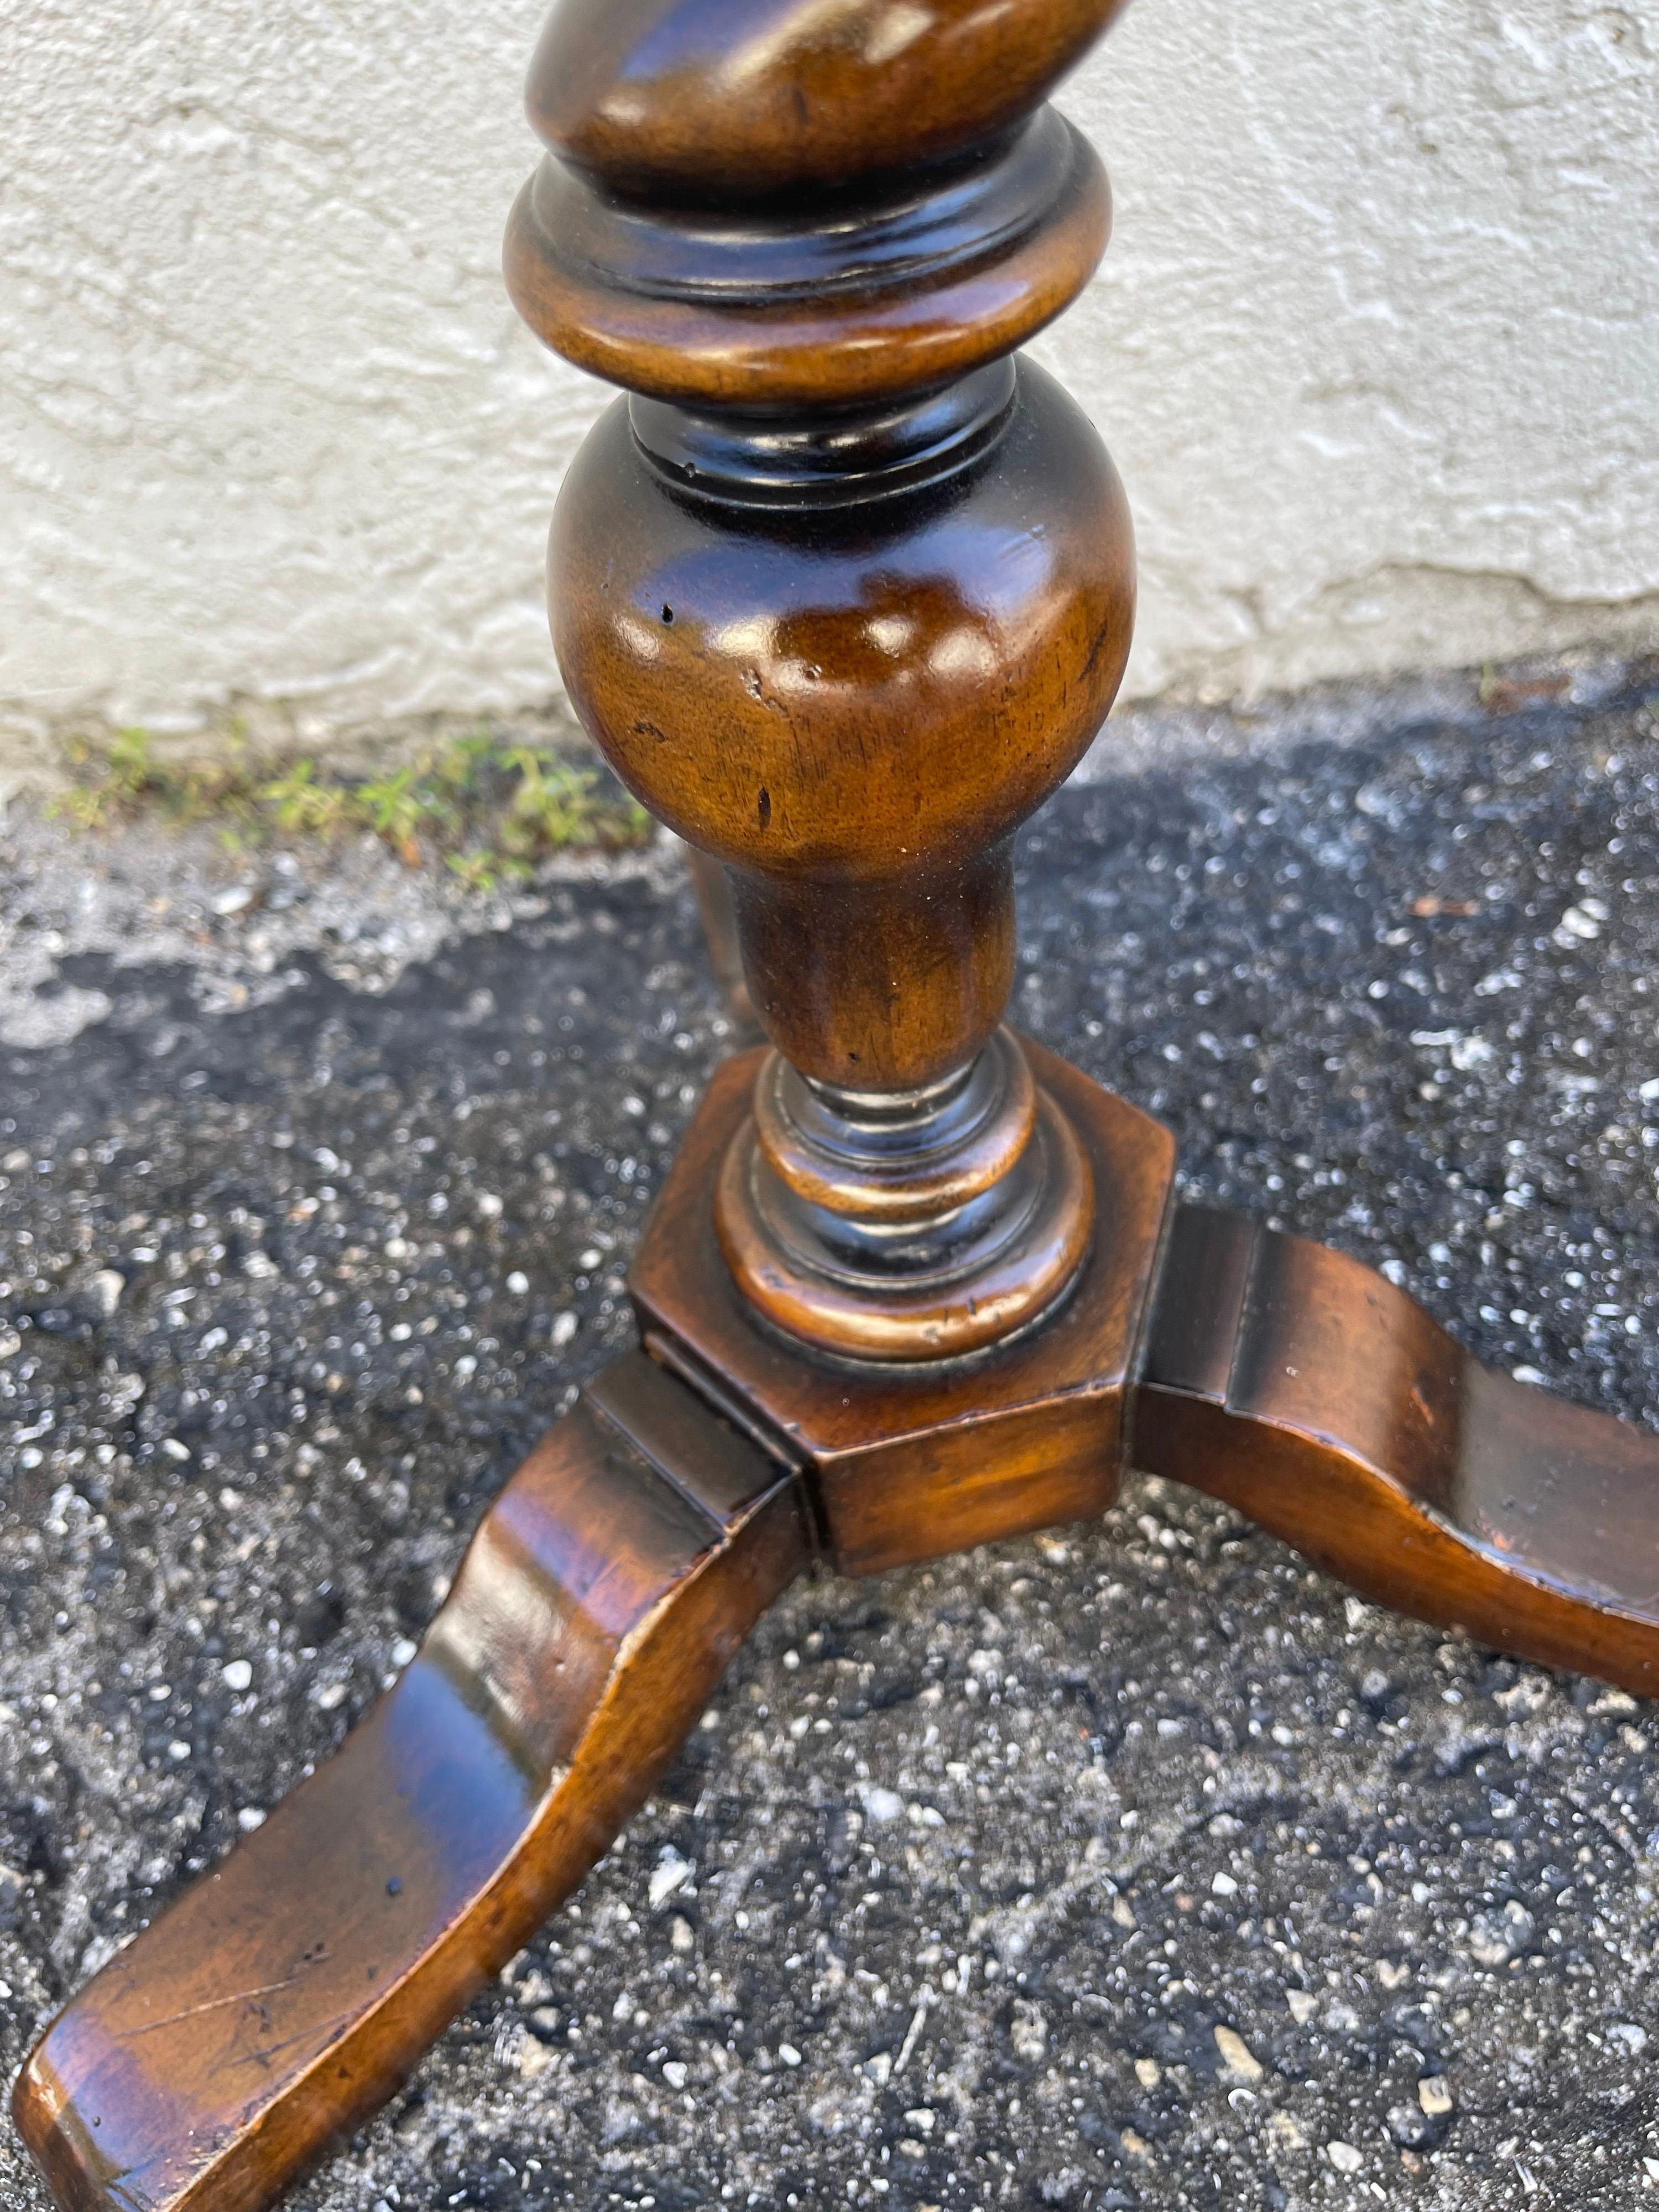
[[2, 0, 1656, 758]]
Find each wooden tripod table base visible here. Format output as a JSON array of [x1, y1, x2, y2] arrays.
[[17, 1045, 1659, 2212]]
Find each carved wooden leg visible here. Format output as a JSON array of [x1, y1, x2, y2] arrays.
[[22, 1104, 1659, 2211], [17, 0, 1659, 2206], [14, 1356, 807, 2212], [1136, 1204, 1659, 1693]]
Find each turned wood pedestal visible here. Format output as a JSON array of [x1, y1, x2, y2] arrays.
[[16, 4, 1659, 2209]]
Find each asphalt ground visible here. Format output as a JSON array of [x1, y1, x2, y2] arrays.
[[4, 664, 1659, 2210]]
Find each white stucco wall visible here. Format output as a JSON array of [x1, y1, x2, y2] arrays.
[[3, 0, 1656, 758]]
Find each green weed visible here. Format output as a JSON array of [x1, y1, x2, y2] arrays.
[[262, 759, 359, 838], [50, 724, 649, 885]]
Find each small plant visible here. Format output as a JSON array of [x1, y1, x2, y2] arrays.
[[499, 748, 599, 855], [349, 766, 436, 865], [49, 781, 116, 830], [262, 759, 359, 839], [106, 727, 161, 797], [446, 849, 534, 894], [431, 732, 499, 797], [48, 723, 650, 883], [49, 727, 165, 827]]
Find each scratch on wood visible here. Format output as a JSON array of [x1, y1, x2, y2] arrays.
[[116, 1975, 304, 2039], [220, 2002, 361, 2074]]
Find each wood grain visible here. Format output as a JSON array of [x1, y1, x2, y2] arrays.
[[43, 0, 1659, 2204], [549, 360, 1133, 1092], [715, 1068, 1095, 1361], [526, 0, 1132, 201], [1135, 1205, 1659, 1694], [504, 114, 1110, 410], [14, 1356, 808, 2212], [512, 0, 1138, 1354], [633, 1042, 1178, 1573]]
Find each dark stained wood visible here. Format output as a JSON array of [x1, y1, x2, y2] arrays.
[[33, 0, 1659, 2205], [29, 1165, 1659, 2212], [1135, 1206, 1659, 1695], [750, 1021, 1037, 1222], [503, 116, 1110, 410], [714, 1024, 1092, 1363], [515, 0, 1136, 1353], [508, 0, 1126, 410], [14, 1356, 808, 2212], [633, 1042, 1178, 1573], [526, 0, 1132, 202], [715, 1060, 1095, 1360], [548, 361, 1134, 1093], [27, 1187, 1659, 2212]]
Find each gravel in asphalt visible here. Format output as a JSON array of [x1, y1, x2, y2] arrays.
[[4, 664, 1659, 2210]]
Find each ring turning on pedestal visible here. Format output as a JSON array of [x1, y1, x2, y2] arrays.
[[715, 1029, 1094, 1361]]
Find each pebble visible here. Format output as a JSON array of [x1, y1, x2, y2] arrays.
[[7, 676, 1659, 2209], [649, 1849, 692, 1909], [517, 2037, 552, 2081], [1214, 2026, 1264, 2083]]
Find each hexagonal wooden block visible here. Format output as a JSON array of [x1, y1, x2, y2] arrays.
[[630, 1039, 1177, 1575]]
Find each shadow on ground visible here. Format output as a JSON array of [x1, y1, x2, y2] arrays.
[[4, 669, 1659, 2210]]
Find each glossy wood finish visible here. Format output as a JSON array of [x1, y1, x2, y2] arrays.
[[549, 361, 1133, 1092], [526, 0, 1133, 201], [25, 1100, 1659, 2212], [508, 0, 1123, 410], [505, 113, 1109, 410], [1136, 1206, 1659, 1695], [515, 0, 1137, 1353], [15, 1355, 808, 2212], [715, 1045, 1095, 1360], [28, 0, 1659, 2206], [752, 1026, 1038, 1222], [633, 1041, 1177, 1572]]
